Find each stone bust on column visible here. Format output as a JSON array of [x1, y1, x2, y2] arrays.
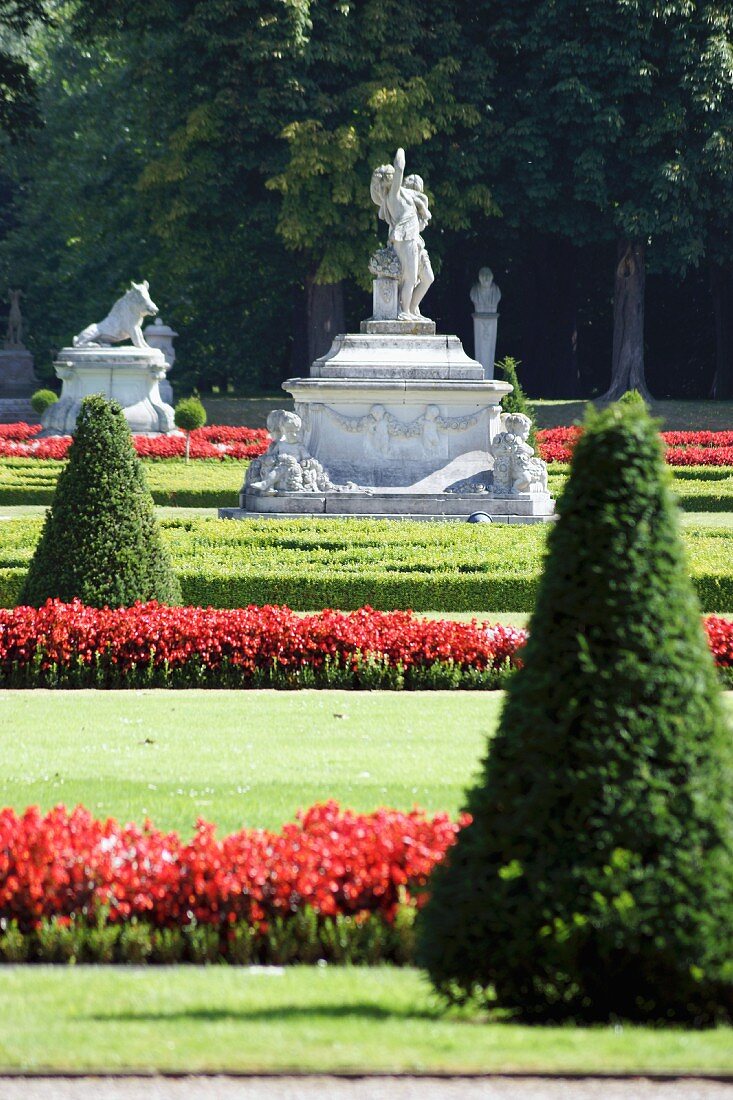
[[470, 267, 501, 379]]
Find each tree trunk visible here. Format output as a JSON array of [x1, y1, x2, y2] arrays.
[[603, 238, 651, 401], [306, 273, 345, 366], [709, 262, 733, 400]]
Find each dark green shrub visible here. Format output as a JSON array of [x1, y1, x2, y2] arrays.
[[19, 395, 181, 607], [30, 388, 58, 415], [174, 396, 207, 462], [496, 357, 537, 450], [418, 400, 733, 1024]]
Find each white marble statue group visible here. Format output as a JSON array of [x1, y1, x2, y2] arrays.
[[245, 407, 547, 499], [73, 280, 159, 349], [241, 146, 551, 506]]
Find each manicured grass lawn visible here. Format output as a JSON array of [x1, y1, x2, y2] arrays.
[[1, 966, 731, 1074], [532, 397, 733, 430], [0, 690, 499, 833], [3, 690, 732, 834]]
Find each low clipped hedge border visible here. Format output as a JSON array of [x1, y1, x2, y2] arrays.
[[0, 909, 416, 967], [3, 517, 733, 612], [1, 457, 733, 510]]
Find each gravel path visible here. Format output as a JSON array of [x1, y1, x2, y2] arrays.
[[0, 1078, 731, 1100]]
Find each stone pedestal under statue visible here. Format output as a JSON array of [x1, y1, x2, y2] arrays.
[[41, 280, 175, 436], [41, 346, 174, 435], [219, 148, 554, 523], [0, 288, 41, 422]]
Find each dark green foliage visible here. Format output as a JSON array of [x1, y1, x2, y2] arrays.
[[29, 388, 57, 414], [617, 390, 648, 409], [418, 400, 733, 1023], [497, 357, 538, 450], [0, 0, 47, 139], [19, 395, 181, 607]]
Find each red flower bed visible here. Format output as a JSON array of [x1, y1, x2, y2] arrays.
[[0, 601, 526, 685], [537, 426, 733, 465], [0, 423, 270, 461], [0, 801, 466, 930], [0, 602, 730, 689]]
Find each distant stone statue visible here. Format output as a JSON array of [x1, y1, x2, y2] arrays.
[[491, 412, 548, 496], [470, 267, 501, 314], [5, 290, 24, 348], [370, 148, 434, 320], [73, 280, 159, 349], [470, 268, 501, 380]]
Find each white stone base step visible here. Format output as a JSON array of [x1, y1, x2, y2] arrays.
[[219, 508, 556, 524]]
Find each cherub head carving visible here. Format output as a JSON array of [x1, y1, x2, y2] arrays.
[[266, 410, 302, 444]]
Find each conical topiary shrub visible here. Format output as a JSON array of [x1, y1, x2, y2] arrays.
[[20, 395, 181, 608], [418, 400, 733, 1024]]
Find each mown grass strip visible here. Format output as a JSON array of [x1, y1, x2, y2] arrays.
[[0, 966, 732, 1073], [0, 688, 497, 832]]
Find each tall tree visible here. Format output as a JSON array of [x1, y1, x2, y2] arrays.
[[0, 0, 46, 139], [469, 0, 733, 399], [75, 0, 497, 376], [268, 0, 495, 348], [0, 11, 155, 377], [72, 0, 312, 389]]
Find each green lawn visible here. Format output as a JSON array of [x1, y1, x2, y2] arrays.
[[532, 397, 733, 430], [3, 690, 733, 834], [1, 966, 731, 1074], [0, 690, 499, 833], [3, 690, 733, 1075]]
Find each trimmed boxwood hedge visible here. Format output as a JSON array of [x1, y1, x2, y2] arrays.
[[2, 457, 733, 510], [3, 516, 733, 611], [20, 397, 181, 608]]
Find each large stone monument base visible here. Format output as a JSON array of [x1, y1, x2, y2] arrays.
[[41, 346, 174, 435], [0, 347, 39, 397], [220, 323, 555, 523]]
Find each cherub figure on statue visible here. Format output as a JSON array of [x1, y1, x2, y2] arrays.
[[245, 410, 342, 494], [370, 148, 434, 321], [491, 412, 548, 496]]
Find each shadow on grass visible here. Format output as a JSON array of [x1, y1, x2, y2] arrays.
[[83, 1002, 443, 1025]]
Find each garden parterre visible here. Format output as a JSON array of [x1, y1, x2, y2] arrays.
[[2, 516, 733, 611]]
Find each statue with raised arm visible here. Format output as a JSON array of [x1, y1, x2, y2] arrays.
[[370, 148, 434, 321]]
